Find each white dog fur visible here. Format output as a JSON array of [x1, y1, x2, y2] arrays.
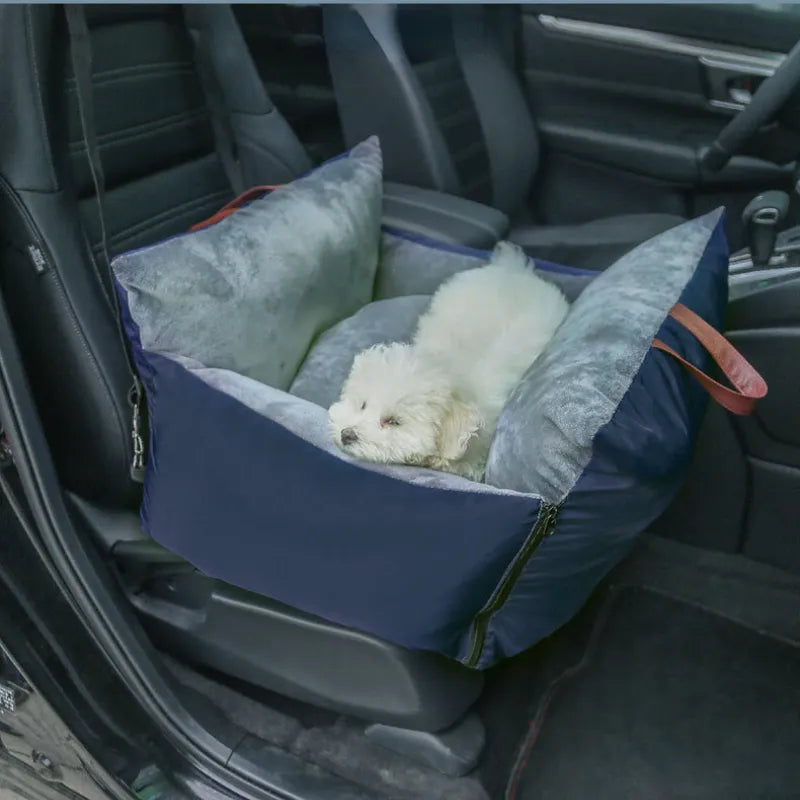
[[329, 242, 570, 480]]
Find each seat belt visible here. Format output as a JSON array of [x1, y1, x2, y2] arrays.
[[64, 5, 146, 482], [184, 7, 246, 195]]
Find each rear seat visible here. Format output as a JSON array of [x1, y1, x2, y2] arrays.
[[0, 3, 482, 735]]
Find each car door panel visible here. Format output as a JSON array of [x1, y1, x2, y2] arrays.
[[520, 5, 800, 246], [531, 3, 800, 52]]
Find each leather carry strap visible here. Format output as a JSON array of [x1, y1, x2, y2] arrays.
[[653, 303, 767, 415], [189, 185, 282, 231]]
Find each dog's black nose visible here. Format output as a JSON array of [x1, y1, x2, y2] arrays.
[[341, 427, 358, 446]]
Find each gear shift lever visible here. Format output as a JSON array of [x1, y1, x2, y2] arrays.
[[742, 190, 789, 267]]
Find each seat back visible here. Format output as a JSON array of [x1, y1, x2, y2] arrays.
[[234, 5, 346, 165], [0, 4, 310, 506], [324, 4, 539, 217]]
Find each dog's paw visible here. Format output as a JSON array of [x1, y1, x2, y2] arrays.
[[490, 240, 529, 271]]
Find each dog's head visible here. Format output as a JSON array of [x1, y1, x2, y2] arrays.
[[329, 343, 482, 469]]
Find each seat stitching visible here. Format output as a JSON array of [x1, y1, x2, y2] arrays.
[[99, 200, 229, 255], [65, 61, 193, 86], [436, 106, 476, 130], [88, 189, 228, 248], [107, 190, 228, 242], [68, 108, 209, 151]]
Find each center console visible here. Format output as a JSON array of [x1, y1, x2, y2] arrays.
[[729, 225, 800, 299]]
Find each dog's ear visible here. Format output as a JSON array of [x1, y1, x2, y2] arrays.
[[436, 397, 482, 462]]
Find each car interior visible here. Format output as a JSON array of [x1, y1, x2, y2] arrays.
[[0, 4, 799, 799]]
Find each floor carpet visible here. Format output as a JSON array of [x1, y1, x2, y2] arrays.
[[509, 585, 800, 799]]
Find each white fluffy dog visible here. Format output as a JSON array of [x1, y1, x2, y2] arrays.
[[329, 242, 569, 480]]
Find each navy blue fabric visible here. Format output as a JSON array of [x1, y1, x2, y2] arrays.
[[468, 218, 729, 667], [135, 350, 540, 656], [382, 224, 493, 260]]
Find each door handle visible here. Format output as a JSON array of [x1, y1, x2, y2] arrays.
[[702, 56, 771, 112]]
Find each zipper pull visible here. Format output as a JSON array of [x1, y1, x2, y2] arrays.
[[543, 503, 561, 536], [128, 378, 146, 483]]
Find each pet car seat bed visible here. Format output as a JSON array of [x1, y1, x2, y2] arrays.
[[112, 137, 765, 668]]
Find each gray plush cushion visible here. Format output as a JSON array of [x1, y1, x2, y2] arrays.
[[375, 234, 487, 299], [486, 208, 723, 504], [291, 295, 430, 409], [113, 137, 383, 390]]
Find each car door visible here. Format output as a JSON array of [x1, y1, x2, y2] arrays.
[[520, 3, 800, 248]]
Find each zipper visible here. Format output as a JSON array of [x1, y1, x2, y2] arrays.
[[465, 501, 561, 667]]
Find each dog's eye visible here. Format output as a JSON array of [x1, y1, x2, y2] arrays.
[[382, 416, 400, 427], [360, 401, 366, 410]]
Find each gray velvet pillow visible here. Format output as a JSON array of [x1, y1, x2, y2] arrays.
[[113, 137, 383, 390], [486, 208, 724, 503]]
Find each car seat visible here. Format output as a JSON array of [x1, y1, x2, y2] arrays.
[[323, 4, 686, 269]]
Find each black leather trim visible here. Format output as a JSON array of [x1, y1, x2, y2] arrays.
[[0, 179, 137, 505], [0, 6, 59, 191]]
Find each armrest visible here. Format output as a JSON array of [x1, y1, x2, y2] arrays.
[[382, 182, 509, 250]]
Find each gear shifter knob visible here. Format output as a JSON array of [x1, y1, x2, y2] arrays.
[[742, 190, 790, 267]]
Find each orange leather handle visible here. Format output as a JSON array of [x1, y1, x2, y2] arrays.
[[189, 184, 283, 232], [653, 302, 767, 415]]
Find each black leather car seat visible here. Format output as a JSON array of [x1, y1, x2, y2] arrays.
[[0, 3, 482, 735], [323, 4, 685, 269], [233, 4, 347, 165]]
